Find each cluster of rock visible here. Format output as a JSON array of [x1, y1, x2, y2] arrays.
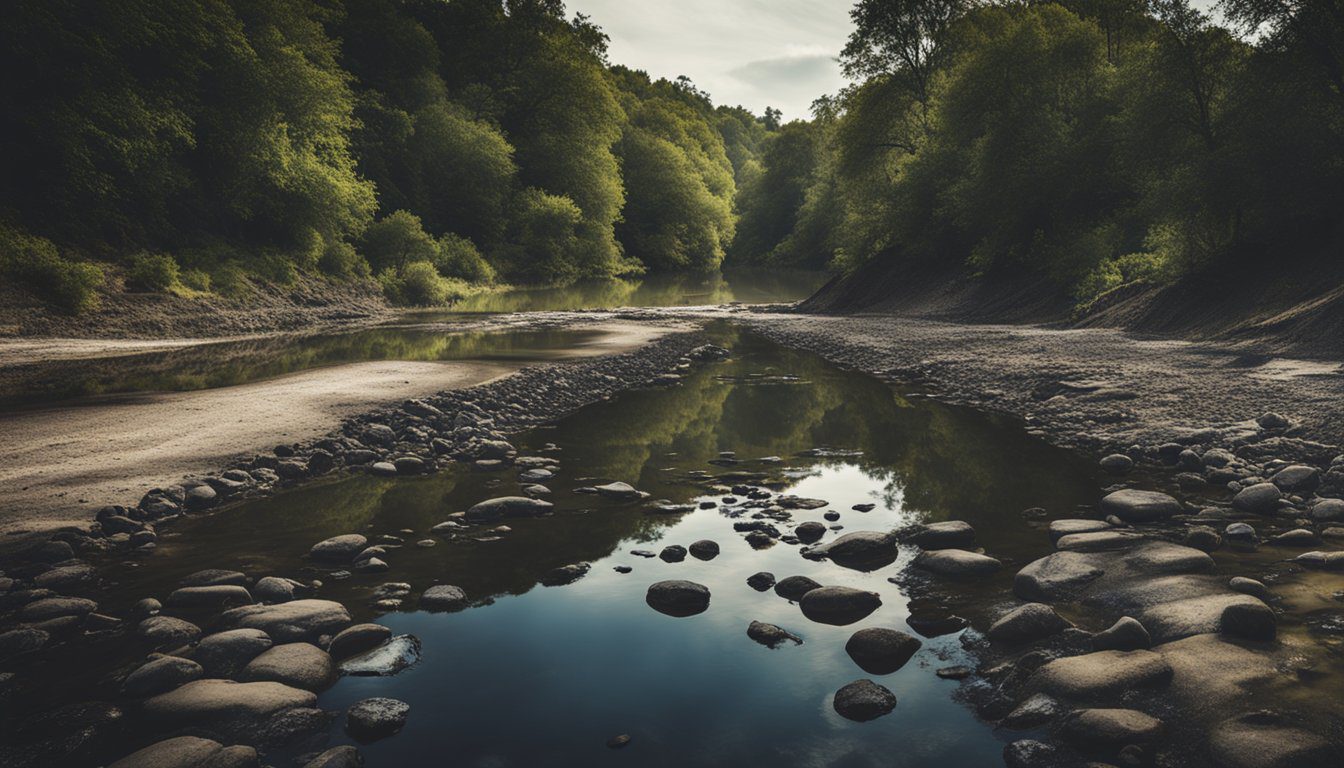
[[0, 333, 731, 766]]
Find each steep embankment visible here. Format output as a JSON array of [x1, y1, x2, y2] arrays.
[[801, 259, 1344, 360]]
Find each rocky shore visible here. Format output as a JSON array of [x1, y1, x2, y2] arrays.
[[0, 329, 719, 766]]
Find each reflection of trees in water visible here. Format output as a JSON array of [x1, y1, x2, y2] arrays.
[[450, 269, 826, 313], [3, 327, 600, 404]]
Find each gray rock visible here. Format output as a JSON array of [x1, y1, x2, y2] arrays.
[[844, 627, 921, 674], [217, 600, 351, 643], [688, 540, 720, 560], [121, 655, 204, 697], [1311, 498, 1344, 522], [166, 585, 253, 611], [804, 530, 898, 568], [302, 746, 363, 768], [1257, 412, 1291, 430], [1029, 650, 1172, 699], [1232, 482, 1282, 514], [328, 624, 393, 660], [1014, 551, 1105, 602], [1225, 521, 1257, 539], [0, 627, 49, 660], [465, 496, 553, 520], [108, 736, 225, 768], [1001, 693, 1060, 729], [987, 603, 1071, 644], [799, 586, 881, 626], [794, 521, 826, 543], [241, 643, 334, 691], [1063, 708, 1162, 748], [746, 572, 776, 591], [253, 577, 304, 604], [1099, 454, 1134, 474], [1183, 525, 1222, 552], [1268, 528, 1318, 547], [420, 585, 468, 611], [1092, 616, 1150, 651], [746, 620, 802, 649], [1055, 530, 1145, 552], [34, 563, 96, 589], [659, 545, 687, 562], [1002, 740, 1055, 768], [339, 634, 421, 676], [593, 481, 642, 499], [1228, 576, 1273, 602], [832, 679, 896, 721], [309, 535, 368, 562], [190, 629, 273, 677], [138, 616, 201, 647], [1272, 464, 1320, 493], [913, 549, 1002, 576], [19, 596, 98, 621], [773, 575, 822, 601], [645, 580, 710, 617], [1048, 518, 1111, 542], [345, 697, 409, 741], [180, 569, 249, 588], [1099, 489, 1182, 523], [910, 520, 977, 550], [1220, 601, 1276, 641], [142, 679, 316, 739]]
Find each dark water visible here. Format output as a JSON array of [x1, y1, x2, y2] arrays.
[[64, 327, 1103, 767]]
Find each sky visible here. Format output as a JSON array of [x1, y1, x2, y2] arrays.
[[570, 0, 854, 121]]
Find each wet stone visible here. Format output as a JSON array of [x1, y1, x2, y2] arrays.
[[645, 580, 710, 617], [746, 571, 776, 591], [659, 545, 687, 562], [688, 540, 720, 560], [987, 603, 1071, 644], [420, 585, 468, 611], [345, 697, 410, 742], [910, 520, 976, 550], [799, 586, 882, 626], [746, 620, 802, 649], [329, 624, 393, 661], [339, 634, 421, 677], [844, 628, 921, 675], [913, 549, 1002, 577], [1099, 489, 1182, 523], [832, 679, 896, 722], [773, 575, 822, 601]]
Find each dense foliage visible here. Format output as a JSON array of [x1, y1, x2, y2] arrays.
[[0, 0, 770, 309], [728, 0, 1344, 308]]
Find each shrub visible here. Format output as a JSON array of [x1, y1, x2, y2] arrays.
[[318, 239, 371, 280], [126, 252, 179, 292], [433, 233, 495, 283], [378, 260, 465, 306], [0, 225, 103, 313], [360, 211, 438, 273], [179, 268, 211, 292], [210, 261, 250, 298]]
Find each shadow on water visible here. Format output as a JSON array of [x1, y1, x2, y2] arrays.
[[24, 326, 1104, 766]]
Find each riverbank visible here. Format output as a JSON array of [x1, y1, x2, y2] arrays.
[[0, 318, 688, 547]]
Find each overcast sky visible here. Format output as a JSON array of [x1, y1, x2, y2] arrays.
[[570, 1, 1228, 122], [571, 0, 854, 121]]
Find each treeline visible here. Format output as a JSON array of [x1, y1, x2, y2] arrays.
[[730, 0, 1344, 309], [0, 0, 770, 310]]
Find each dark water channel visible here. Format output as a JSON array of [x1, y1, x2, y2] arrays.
[[45, 326, 1107, 767]]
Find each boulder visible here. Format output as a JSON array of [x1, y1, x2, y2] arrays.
[[1220, 601, 1276, 641], [1001, 693, 1061, 729], [1014, 551, 1105, 602], [419, 585, 468, 611], [793, 521, 826, 543], [773, 575, 821, 601], [1208, 712, 1335, 768], [241, 643, 334, 691], [1029, 650, 1172, 700], [832, 679, 896, 722], [465, 496, 553, 521], [1099, 489, 1181, 523], [137, 616, 201, 647], [1271, 464, 1320, 493], [803, 530, 898, 569], [987, 603, 1071, 644], [142, 679, 316, 738], [688, 540, 720, 560], [909, 521, 976, 550], [190, 629, 273, 677], [844, 628, 921, 674], [338, 634, 421, 676], [1048, 519, 1111, 543], [166, 585, 253, 611], [121, 655, 204, 698], [645, 580, 710, 617], [1062, 708, 1163, 748], [308, 535, 368, 562], [302, 746, 364, 768], [913, 549, 1002, 576], [746, 572, 776, 591], [799, 586, 882, 626], [1003, 740, 1055, 768], [1099, 454, 1134, 474], [593, 482, 642, 499], [1232, 483, 1282, 515], [217, 600, 351, 643], [746, 620, 802, 649], [108, 736, 225, 768], [345, 697, 409, 741], [1092, 616, 1150, 651], [253, 576, 305, 604]]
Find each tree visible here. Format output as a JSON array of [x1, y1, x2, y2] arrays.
[[841, 0, 977, 109]]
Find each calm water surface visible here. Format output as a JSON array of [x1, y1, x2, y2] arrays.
[[67, 327, 1102, 767]]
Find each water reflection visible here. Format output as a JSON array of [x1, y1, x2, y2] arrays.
[[69, 327, 1101, 767], [423, 269, 829, 315]]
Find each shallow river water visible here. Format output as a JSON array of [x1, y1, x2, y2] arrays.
[[47, 325, 1109, 767]]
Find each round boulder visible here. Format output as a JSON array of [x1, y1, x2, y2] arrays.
[[346, 697, 409, 742], [844, 628, 921, 674], [799, 586, 882, 626], [645, 580, 710, 617], [1099, 489, 1181, 523], [832, 679, 896, 722]]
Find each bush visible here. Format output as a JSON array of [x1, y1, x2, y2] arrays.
[[377, 260, 466, 306], [318, 239, 371, 280], [360, 211, 438, 273], [0, 225, 103, 313], [433, 233, 495, 283], [126, 252, 179, 292], [179, 268, 211, 292], [210, 261, 250, 298]]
